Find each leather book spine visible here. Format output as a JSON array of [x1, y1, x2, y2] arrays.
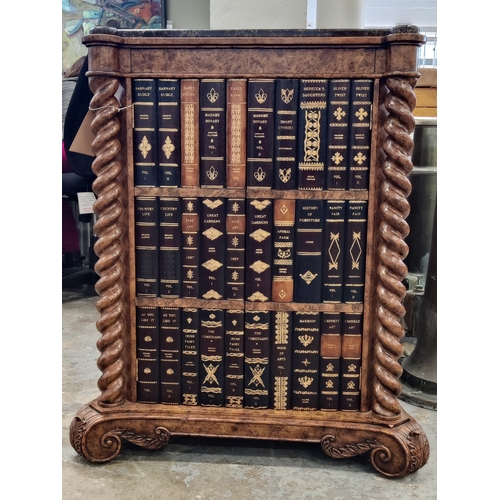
[[133, 78, 158, 186], [224, 309, 245, 408], [297, 79, 328, 190], [226, 78, 247, 188], [158, 197, 181, 298], [245, 199, 273, 303], [348, 79, 374, 190], [270, 311, 293, 410], [200, 308, 225, 406], [180, 79, 200, 187], [244, 310, 271, 408], [271, 198, 296, 303], [343, 200, 368, 303], [159, 307, 182, 404], [225, 198, 246, 300], [246, 79, 275, 189], [322, 200, 346, 303], [294, 199, 324, 303], [326, 79, 351, 190], [274, 78, 299, 190], [319, 312, 342, 410], [181, 308, 200, 406], [136, 306, 160, 403], [199, 198, 226, 300], [181, 198, 200, 298], [135, 196, 159, 297], [340, 312, 363, 411], [291, 311, 321, 410], [157, 79, 181, 187], [200, 79, 226, 187]]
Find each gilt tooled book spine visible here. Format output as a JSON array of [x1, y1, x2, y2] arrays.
[[274, 79, 299, 190], [297, 79, 328, 190], [294, 199, 324, 303], [225, 198, 246, 301], [340, 312, 363, 411], [224, 309, 245, 408], [291, 311, 321, 410], [200, 308, 225, 407], [343, 200, 368, 303], [181, 198, 200, 298], [180, 79, 200, 187], [322, 200, 346, 303], [326, 79, 351, 190], [136, 306, 160, 403], [159, 307, 182, 404], [245, 199, 273, 303], [199, 198, 226, 300], [271, 199, 295, 303], [347, 79, 374, 191], [181, 308, 200, 406], [270, 311, 293, 410], [244, 310, 271, 409], [135, 196, 159, 297], [246, 79, 275, 189], [157, 79, 181, 187], [226, 79, 247, 188], [319, 312, 342, 410], [133, 78, 158, 186], [158, 197, 181, 298], [200, 79, 226, 187]]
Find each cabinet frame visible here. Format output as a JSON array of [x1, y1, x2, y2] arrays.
[[70, 26, 429, 477]]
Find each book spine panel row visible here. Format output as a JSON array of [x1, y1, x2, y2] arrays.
[[137, 307, 362, 411], [132, 78, 373, 191]]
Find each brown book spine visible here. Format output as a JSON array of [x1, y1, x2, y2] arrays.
[[245, 199, 273, 303], [244, 310, 271, 408], [200, 308, 225, 406], [340, 312, 363, 411], [224, 309, 245, 408], [319, 312, 342, 410], [271, 198, 295, 302], [291, 311, 321, 410], [225, 198, 246, 300], [135, 196, 159, 297], [181, 308, 200, 405], [180, 79, 200, 187], [226, 78, 247, 188], [181, 198, 200, 298], [136, 306, 160, 403], [158, 197, 181, 298], [159, 307, 182, 404], [270, 311, 293, 409]]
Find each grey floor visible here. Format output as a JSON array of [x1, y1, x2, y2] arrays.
[[62, 286, 437, 500]]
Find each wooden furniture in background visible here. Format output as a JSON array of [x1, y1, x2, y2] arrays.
[[414, 68, 437, 117], [69, 26, 429, 478]]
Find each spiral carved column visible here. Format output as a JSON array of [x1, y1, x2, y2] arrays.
[[372, 76, 417, 418], [89, 76, 126, 406]]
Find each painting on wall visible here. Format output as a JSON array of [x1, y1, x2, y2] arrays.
[[63, 1, 165, 73]]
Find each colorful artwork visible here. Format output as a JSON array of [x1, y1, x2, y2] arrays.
[[62, 1, 164, 72]]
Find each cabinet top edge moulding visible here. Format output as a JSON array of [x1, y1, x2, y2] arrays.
[[83, 25, 426, 79], [70, 26, 431, 478]]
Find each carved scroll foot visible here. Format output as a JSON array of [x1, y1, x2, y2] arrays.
[[70, 403, 170, 463], [321, 418, 429, 478]]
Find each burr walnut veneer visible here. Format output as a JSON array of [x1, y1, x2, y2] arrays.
[[70, 26, 429, 478]]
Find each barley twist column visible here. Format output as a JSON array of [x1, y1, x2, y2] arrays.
[[89, 76, 126, 406], [373, 76, 417, 417]]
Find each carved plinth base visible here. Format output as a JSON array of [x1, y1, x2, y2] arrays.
[[70, 400, 429, 477]]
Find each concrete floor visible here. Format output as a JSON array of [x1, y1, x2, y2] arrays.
[[62, 286, 437, 500]]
